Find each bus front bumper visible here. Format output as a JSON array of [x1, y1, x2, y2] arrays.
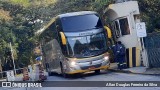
[[66, 65, 110, 74]]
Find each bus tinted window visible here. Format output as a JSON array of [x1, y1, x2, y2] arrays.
[[66, 32, 107, 58], [61, 14, 103, 32]]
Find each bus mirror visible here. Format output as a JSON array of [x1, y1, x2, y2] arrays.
[[60, 32, 67, 45], [104, 26, 112, 38]]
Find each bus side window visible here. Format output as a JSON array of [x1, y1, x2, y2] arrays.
[[41, 24, 56, 45], [48, 23, 58, 39], [56, 19, 68, 56], [55, 19, 62, 40]]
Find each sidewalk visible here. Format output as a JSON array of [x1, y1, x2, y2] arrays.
[[0, 71, 48, 81], [0, 74, 23, 81], [109, 63, 160, 75]]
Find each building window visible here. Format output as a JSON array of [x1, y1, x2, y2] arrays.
[[119, 18, 130, 35], [115, 21, 121, 37], [112, 21, 121, 38], [112, 17, 130, 38]]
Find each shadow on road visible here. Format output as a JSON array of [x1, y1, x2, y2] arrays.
[[49, 70, 113, 79]]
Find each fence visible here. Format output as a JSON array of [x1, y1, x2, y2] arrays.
[[144, 33, 160, 68], [0, 68, 24, 79]]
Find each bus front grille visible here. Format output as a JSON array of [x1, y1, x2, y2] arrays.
[[80, 64, 102, 70]]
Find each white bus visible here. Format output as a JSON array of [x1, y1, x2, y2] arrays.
[[38, 11, 111, 77]]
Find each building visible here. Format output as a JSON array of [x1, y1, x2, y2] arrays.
[[104, 1, 148, 67]]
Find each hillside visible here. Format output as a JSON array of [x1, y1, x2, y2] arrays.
[[0, 0, 159, 69]]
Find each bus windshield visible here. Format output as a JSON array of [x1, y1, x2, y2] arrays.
[[66, 32, 107, 58], [61, 14, 103, 32]]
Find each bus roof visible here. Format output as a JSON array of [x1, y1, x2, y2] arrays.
[[35, 11, 97, 35], [58, 11, 97, 18]]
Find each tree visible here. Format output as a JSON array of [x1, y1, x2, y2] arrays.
[[1, 0, 158, 69], [138, 0, 160, 33]]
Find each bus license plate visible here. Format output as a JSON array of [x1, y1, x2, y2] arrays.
[[89, 66, 95, 70]]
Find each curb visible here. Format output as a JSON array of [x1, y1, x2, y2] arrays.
[[108, 69, 160, 75]]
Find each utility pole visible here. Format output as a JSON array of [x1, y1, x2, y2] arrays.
[[10, 42, 16, 75]]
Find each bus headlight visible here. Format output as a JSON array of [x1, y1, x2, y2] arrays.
[[103, 56, 109, 61], [104, 56, 109, 61], [103, 56, 110, 65], [70, 61, 76, 66], [104, 52, 109, 61]]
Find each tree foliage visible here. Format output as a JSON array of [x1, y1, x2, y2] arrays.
[[0, 0, 159, 70], [138, 0, 160, 33]]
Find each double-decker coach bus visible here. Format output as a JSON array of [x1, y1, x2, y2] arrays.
[[38, 11, 111, 77]]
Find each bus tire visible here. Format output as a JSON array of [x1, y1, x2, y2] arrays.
[[60, 63, 68, 78], [95, 69, 100, 74]]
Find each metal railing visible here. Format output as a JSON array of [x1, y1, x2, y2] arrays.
[[144, 33, 160, 68], [0, 68, 24, 79]]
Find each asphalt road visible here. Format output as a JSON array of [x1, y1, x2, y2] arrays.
[[1, 70, 160, 90]]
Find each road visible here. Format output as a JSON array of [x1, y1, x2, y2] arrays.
[[1, 70, 160, 90], [46, 70, 160, 81]]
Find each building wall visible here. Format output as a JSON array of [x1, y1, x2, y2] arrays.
[[105, 1, 145, 67]]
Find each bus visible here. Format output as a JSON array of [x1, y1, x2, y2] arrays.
[[38, 11, 111, 77]]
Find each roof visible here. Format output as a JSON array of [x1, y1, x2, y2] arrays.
[[58, 11, 97, 18], [104, 1, 139, 21], [35, 11, 97, 36]]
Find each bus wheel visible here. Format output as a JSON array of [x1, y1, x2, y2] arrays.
[[60, 64, 68, 78], [95, 69, 100, 74]]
